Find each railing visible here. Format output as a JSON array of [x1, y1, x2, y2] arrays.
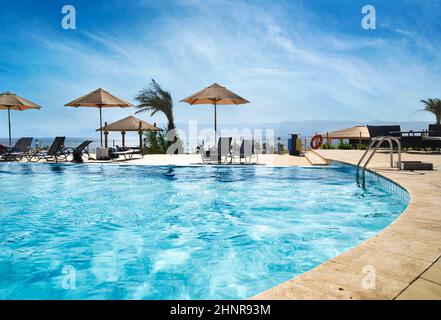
[[356, 136, 401, 188]]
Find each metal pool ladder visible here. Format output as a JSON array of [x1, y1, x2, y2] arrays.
[[356, 136, 401, 187]]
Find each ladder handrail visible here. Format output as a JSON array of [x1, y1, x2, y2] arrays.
[[356, 138, 377, 181], [356, 136, 401, 187]]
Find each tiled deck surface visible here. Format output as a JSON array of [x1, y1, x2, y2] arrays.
[[84, 153, 311, 167], [254, 150, 441, 300]]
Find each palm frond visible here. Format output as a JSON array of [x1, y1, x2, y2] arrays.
[[420, 98, 441, 124], [134, 79, 176, 130]]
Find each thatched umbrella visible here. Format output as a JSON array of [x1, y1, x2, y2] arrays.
[[181, 83, 249, 140], [65, 88, 134, 148], [0, 91, 41, 146], [96, 116, 160, 148], [323, 126, 370, 145]]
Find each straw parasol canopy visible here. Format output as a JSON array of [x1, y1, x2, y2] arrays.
[[0, 91, 41, 146], [96, 116, 160, 148], [65, 88, 134, 148], [324, 126, 370, 142], [97, 116, 160, 132], [180, 83, 249, 140]]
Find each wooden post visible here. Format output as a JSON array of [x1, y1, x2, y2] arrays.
[[104, 122, 108, 148], [121, 131, 126, 147], [104, 131, 109, 148], [153, 122, 158, 138], [138, 122, 143, 156], [139, 131, 143, 149]]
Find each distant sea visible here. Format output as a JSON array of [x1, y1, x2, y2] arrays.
[[1, 120, 432, 152], [0, 137, 141, 152]]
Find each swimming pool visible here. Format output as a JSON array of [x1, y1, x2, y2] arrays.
[[0, 163, 408, 299]]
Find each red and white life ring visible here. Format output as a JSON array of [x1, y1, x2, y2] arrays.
[[310, 135, 323, 150]]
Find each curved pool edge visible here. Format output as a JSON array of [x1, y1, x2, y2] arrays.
[[253, 150, 441, 300]]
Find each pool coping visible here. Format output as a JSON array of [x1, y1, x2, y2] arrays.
[[253, 150, 441, 300]]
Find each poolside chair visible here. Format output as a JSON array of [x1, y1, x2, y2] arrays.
[[368, 125, 401, 138], [239, 139, 258, 164], [200, 137, 233, 164], [0, 137, 33, 162], [367, 125, 401, 147], [423, 124, 441, 151], [66, 140, 93, 163], [28, 137, 67, 162], [366, 125, 424, 150], [109, 146, 142, 161]]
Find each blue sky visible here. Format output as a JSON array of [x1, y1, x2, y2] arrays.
[[1, 0, 441, 136]]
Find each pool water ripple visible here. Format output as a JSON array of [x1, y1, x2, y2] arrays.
[[0, 163, 408, 299]]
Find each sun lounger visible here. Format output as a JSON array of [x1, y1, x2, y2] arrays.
[[28, 137, 67, 162], [239, 139, 258, 164], [422, 124, 441, 151], [0, 137, 33, 162], [65, 140, 93, 163], [367, 125, 429, 150], [367, 125, 402, 148], [200, 137, 232, 164], [109, 146, 141, 160]]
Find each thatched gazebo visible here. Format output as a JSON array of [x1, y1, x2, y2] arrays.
[[97, 116, 160, 149], [323, 126, 370, 145]]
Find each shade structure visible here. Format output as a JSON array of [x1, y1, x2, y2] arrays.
[[96, 116, 160, 132], [323, 126, 370, 142], [65, 88, 134, 147], [96, 116, 160, 148], [0, 91, 41, 146], [180, 83, 249, 140]]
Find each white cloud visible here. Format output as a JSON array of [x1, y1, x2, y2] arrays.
[[4, 0, 441, 136]]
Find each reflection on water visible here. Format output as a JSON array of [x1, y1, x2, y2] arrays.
[[0, 163, 408, 299]]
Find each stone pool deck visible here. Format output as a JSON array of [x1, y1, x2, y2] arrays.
[[254, 150, 441, 300], [83, 153, 311, 167]]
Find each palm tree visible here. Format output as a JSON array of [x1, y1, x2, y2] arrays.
[[420, 98, 441, 125], [135, 79, 175, 132]]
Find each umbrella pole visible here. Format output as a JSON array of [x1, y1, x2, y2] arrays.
[[8, 107, 11, 146], [214, 100, 217, 143], [99, 106, 103, 148]]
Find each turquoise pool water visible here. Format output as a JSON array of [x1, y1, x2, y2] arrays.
[[0, 163, 408, 299]]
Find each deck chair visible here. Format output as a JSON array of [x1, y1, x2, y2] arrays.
[[28, 137, 67, 162], [109, 146, 141, 161], [365, 125, 417, 149], [0, 137, 33, 162], [0, 144, 6, 156], [239, 139, 258, 164], [201, 137, 233, 164], [67, 140, 93, 163], [423, 124, 441, 151]]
